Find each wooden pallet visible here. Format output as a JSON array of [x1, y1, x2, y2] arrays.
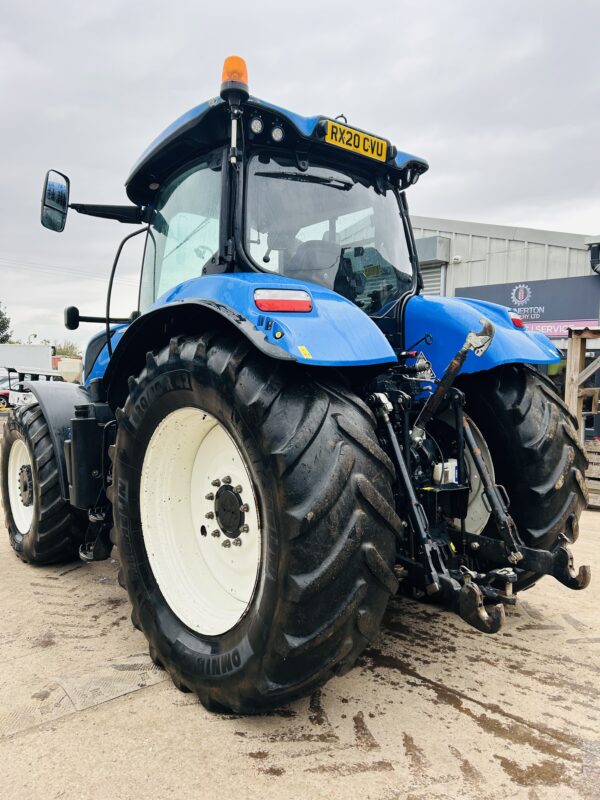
[[585, 440, 600, 509]]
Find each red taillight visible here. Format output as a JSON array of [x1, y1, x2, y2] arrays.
[[254, 289, 313, 312], [509, 311, 525, 329]]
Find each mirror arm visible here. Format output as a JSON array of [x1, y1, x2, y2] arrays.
[[80, 314, 131, 325], [69, 203, 146, 224], [64, 306, 132, 331]]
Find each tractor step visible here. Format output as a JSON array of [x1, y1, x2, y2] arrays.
[[79, 539, 111, 562], [78, 509, 113, 562]]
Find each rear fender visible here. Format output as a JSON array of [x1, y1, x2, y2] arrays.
[[404, 294, 561, 377], [101, 272, 397, 410]]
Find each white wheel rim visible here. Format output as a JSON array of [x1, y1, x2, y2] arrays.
[[438, 410, 494, 535], [7, 438, 34, 535], [140, 407, 262, 636]]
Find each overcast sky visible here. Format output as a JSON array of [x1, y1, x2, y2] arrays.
[[1, 0, 599, 347]]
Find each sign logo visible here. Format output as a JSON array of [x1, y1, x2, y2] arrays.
[[455, 275, 600, 339], [510, 283, 532, 306]]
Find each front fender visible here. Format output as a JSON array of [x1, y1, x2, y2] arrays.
[[22, 380, 91, 501], [404, 294, 561, 377]]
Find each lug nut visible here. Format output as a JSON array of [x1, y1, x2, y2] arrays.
[[205, 492, 214, 501], [240, 504, 249, 513], [235, 485, 243, 494], [222, 540, 231, 548], [211, 529, 220, 538], [232, 539, 242, 547], [222, 475, 232, 484], [211, 479, 221, 487], [239, 524, 249, 534], [205, 511, 214, 519]]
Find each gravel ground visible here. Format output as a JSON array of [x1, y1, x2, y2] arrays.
[[0, 414, 599, 800]]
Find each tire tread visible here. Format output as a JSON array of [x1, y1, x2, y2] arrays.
[[1, 403, 85, 564], [113, 332, 400, 712]]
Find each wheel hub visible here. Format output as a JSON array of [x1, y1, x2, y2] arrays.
[[18, 464, 33, 507], [140, 407, 262, 636], [215, 484, 245, 538]]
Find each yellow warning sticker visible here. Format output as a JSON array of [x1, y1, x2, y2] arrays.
[[298, 345, 313, 359]]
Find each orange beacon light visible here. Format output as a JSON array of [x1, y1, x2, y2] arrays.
[[221, 56, 249, 102]]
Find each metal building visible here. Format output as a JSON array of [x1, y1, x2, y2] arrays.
[[413, 216, 599, 352]]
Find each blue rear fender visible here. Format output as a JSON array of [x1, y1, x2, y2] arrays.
[[89, 272, 397, 391], [157, 273, 397, 366], [404, 294, 562, 377]]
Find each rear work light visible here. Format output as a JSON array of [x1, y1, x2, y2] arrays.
[[509, 311, 525, 329], [254, 289, 313, 312]]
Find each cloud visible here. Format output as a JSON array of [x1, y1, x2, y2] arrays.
[[1, 0, 599, 345]]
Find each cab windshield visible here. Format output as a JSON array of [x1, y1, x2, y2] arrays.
[[245, 154, 413, 315]]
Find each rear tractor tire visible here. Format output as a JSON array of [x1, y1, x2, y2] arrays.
[[112, 332, 400, 713], [1, 404, 86, 564], [460, 364, 588, 591]]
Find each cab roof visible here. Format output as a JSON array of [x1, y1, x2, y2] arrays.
[[125, 96, 429, 206]]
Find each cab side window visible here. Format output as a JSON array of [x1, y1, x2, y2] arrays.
[[140, 155, 222, 310]]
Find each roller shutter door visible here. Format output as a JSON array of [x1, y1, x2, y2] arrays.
[[420, 264, 443, 295]]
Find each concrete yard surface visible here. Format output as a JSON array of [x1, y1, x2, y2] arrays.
[[0, 488, 599, 798]]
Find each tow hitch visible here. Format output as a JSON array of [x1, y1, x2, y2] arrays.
[[369, 318, 591, 635], [369, 389, 508, 634]]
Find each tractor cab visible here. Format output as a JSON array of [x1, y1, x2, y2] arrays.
[[42, 58, 428, 350], [128, 58, 428, 324]]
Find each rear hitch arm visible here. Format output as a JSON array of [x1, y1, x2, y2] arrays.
[[368, 391, 505, 634], [460, 407, 524, 564], [553, 544, 592, 590], [465, 532, 591, 591], [369, 392, 442, 596]]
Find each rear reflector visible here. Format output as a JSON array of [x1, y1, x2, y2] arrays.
[[254, 289, 313, 312], [509, 311, 525, 329]]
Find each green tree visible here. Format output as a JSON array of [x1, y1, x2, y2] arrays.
[[54, 340, 81, 357], [0, 303, 12, 344]]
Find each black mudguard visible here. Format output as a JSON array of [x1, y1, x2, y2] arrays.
[[21, 381, 90, 501]]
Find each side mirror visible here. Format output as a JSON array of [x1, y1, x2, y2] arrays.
[[64, 306, 80, 330], [41, 170, 70, 232]]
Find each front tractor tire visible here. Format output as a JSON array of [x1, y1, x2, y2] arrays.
[[1, 404, 86, 564], [461, 364, 588, 591], [112, 332, 400, 713]]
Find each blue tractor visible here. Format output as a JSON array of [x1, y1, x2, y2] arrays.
[[1, 57, 590, 712]]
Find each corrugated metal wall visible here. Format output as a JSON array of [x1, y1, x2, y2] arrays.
[[411, 216, 589, 297]]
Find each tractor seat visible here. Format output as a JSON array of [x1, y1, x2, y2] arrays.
[[285, 240, 342, 291]]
